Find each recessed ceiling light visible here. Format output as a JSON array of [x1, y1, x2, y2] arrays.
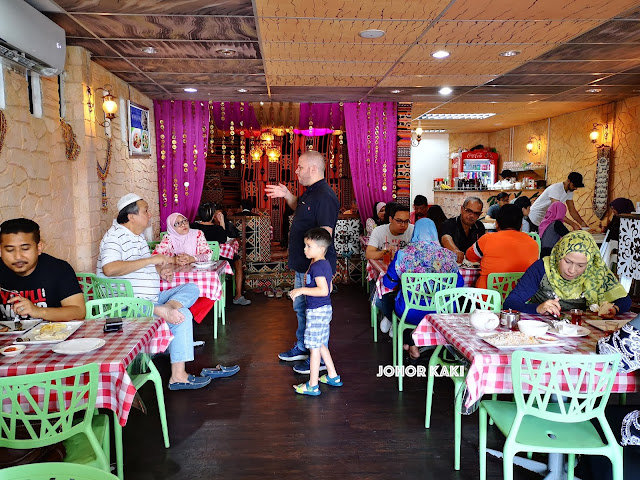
[[390, 89, 402, 94], [431, 50, 450, 59], [260, 101, 265, 106], [586, 88, 602, 93], [359, 29, 385, 39], [416, 113, 496, 120], [216, 48, 237, 56], [439, 87, 453, 95], [237, 88, 248, 93], [183, 88, 198, 93], [141, 46, 157, 54], [499, 50, 521, 57]]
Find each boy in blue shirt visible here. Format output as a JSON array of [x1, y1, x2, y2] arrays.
[[289, 228, 342, 396]]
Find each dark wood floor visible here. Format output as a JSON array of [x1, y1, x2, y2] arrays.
[[122, 284, 635, 479]]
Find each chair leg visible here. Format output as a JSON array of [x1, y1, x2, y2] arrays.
[[148, 360, 170, 449], [453, 377, 465, 470], [231, 273, 236, 297], [391, 313, 398, 367], [503, 446, 515, 480], [113, 413, 124, 480], [619, 393, 627, 405], [611, 445, 624, 480], [220, 276, 226, 326], [213, 300, 218, 339], [425, 345, 443, 428], [479, 406, 487, 480], [566, 453, 575, 480], [370, 301, 378, 343], [397, 322, 407, 392]]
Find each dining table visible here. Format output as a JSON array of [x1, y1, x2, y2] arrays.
[[160, 259, 233, 302], [0, 317, 173, 480]]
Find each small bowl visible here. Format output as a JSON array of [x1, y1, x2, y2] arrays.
[[0, 344, 25, 357], [518, 320, 549, 337]]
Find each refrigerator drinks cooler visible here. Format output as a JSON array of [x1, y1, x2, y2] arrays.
[[451, 149, 499, 189]]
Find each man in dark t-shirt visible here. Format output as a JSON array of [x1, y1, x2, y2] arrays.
[[440, 197, 486, 264], [266, 151, 339, 372], [0, 218, 85, 321]]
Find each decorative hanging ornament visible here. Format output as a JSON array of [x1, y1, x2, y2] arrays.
[[60, 118, 80, 161], [0, 111, 6, 158], [97, 136, 112, 212]]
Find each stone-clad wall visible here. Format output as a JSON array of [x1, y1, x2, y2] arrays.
[[0, 46, 158, 271]]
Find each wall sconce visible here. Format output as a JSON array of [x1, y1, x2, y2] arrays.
[[590, 123, 609, 145], [411, 126, 423, 147], [87, 84, 118, 126], [526, 136, 540, 155]]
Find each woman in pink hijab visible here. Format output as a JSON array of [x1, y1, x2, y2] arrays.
[[539, 202, 569, 257], [153, 212, 212, 264]]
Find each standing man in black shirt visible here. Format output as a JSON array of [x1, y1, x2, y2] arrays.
[[0, 218, 85, 321], [440, 197, 486, 264], [266, 151, 340, 374]]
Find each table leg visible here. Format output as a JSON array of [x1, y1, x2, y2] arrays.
[[114, 413, 124, 480]]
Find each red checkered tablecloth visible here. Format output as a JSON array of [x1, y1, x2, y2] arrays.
[[160, 260, 233, 301], [0, 318, 172, 426], [415, 312, 638, 407], [219, 239, 239, 260]]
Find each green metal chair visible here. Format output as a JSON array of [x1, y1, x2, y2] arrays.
[[479, 351, 623, 480], [85, 297, 170, 479], [487, 271, 524, 303], [429, 287, 502, 470], [526, 232, 541, 257], [147, 240, 160, 253], [393, 272, 458, 391], [75, 272, 96, 302], [0, 364, 110, 473], [0, 463, 119, 480], [93, 277, 134, 299]]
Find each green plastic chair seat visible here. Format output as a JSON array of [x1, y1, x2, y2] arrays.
[[0, 463, 119, 480], [63, 414, 110, 467]]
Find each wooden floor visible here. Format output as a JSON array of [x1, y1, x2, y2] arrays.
[[121, 284, 632, 479]]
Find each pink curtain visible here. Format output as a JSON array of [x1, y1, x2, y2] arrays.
[[297, 103, 345, 135], [344, 102, 397, 225], [154, 100, 208, 230]]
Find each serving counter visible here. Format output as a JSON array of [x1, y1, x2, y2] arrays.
[[433, 189, 544, 218]]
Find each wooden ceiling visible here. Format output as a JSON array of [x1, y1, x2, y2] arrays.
[[31, 0, 640, 132]]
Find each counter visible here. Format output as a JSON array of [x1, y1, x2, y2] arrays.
[[433, 189, 544, 218]]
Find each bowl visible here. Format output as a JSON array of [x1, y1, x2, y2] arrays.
[[0, 344, 25, 357], [470, 310, 500, 331], [518, 320, 549, 337]]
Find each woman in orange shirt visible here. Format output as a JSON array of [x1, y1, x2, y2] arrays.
[[465, 204, 539, 289]]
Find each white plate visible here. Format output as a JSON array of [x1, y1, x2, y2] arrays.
[[476, 330, 499, 338], [52, 338, 105, 355], [0, 344, 26, 357], [482, 331, 564, 349], [193, 262, 213, 269], [14, 321, 84, 344], [0, 319, 42, 335], [548, 325, 590, 337]]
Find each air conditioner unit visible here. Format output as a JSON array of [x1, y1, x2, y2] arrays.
[[0, 1, 66, 77]]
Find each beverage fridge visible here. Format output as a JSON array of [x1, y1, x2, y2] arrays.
[[452, 149, 499, 189]]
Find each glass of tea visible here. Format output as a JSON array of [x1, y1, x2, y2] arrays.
[[569, 308, 583, 326], [382, 249, 392, 265]]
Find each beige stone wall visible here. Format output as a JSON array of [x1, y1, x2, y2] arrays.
[[0, 46, 158, 271]]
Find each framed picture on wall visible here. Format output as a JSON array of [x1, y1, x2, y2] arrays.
[[127, 101, 150, 156]]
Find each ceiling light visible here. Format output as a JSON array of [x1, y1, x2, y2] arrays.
[[237, 88, 248, 93], [390, 89, 402, 94], [183, 88, 198, 93], [499, 50, 521, 57], [439, 87, 453, 95], [416, 113, 496, 120], [216, 48, 237, 56], [431, 50, 450, 59], [141, 46, 157, 54], [586, 88, 602, 93], [359, 29, 385, 39]]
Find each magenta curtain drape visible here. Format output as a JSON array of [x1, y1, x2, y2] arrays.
[[344, 102, 397, 225], [154, 100, 208, 230], [210, 101, 261, 131], [297, 103, 345, 135]]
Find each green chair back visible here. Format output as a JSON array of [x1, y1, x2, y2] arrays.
[[0, 463, 119, 480], [513, 351, 620, 423], [433, 287, 501, 314], [0, 364, 109, 471], [75, 272, 96, 302], [207, 241, 220, 261], [93, 276, 134, 299], [148, 241, 160, 253], [159, 231, 167, 240], [85, 297, 154, 319], [487, 272, 524, 303], [526, 232, 541, 257]]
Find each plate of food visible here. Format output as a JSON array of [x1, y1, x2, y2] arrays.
[[141, 131, 149, 151], [193, 262, 213, 269], [548, 324, 590, 337], [14, 321, 84, 344], [0, 319, 41, 335], [132, 131, 141, 149], [482, 331, 563, 349], [52, 338, 106, 355]]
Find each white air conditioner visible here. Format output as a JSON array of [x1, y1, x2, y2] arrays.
[[0, 0, 66, 77]]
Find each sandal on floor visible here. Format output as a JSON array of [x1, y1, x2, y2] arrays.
[[319, 374, 343, 387], [265, 289, 275, 298], [275, 288, 284, 298], [201, 364, 240, 379], [168, 374, 211, 391], [293, 381, 320, 396]]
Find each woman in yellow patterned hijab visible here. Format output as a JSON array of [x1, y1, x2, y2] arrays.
[[544, 230, 628, 308]]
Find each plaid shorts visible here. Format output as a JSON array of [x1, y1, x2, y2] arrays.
[[304, 305, 332, 349]]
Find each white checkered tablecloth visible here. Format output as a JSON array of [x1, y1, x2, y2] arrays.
[[0, 318, 172, 426], [219, 239, 239, 260], [417, 312, 639, 407], [160, 260, 233, 301]]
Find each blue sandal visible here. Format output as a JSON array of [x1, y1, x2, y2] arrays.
[[293, 381, 320, 396], [319, 374, 343, 387]]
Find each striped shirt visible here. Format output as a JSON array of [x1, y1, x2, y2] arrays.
[[96, 220, 160, 302]]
